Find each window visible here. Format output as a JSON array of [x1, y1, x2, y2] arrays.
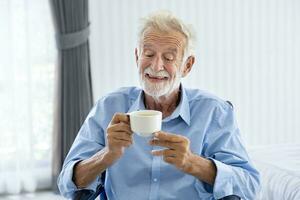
[[0, 0, 55, 194]]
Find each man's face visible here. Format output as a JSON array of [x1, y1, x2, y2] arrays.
[[136, 28, 187, 98]]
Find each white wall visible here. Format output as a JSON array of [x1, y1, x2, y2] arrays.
[[89, 0, 300, 146]]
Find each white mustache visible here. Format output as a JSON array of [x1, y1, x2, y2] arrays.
[[143, 67, 170, 78]]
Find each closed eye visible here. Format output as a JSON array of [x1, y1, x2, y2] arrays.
[[164, 53, 175, 61], [145, 54, 154, 58], [143, 49, 155, 58]]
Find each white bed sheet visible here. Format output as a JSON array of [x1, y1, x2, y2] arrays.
[[249, 144, 300, 200]]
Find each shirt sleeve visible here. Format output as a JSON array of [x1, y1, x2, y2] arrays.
[[195, 102, 261, 200], [57, 100, 106, 199]]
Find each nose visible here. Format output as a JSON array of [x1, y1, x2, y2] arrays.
[[151, 56, 165, 72]]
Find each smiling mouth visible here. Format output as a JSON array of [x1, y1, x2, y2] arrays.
[[145, 73, 169, 81]]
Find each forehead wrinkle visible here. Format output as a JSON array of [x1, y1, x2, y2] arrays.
[[143, 43, 179, 53], [140, 29, 187, 59], [143, 34, 184, 49], [144, 33, 183, 42]]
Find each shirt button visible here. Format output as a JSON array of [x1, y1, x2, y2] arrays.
[[153, 178, 158, 182]]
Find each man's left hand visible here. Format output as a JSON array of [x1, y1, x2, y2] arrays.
[[149, 131, 194, 173]]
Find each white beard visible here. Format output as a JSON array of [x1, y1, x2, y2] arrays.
[[139, 66, 182, 98]]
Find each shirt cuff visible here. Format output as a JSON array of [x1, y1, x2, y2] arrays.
[[209, 158, 235, 199], [58, 160, 101, 198]]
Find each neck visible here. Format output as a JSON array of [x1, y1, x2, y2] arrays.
[[144, 87, 181, 119]]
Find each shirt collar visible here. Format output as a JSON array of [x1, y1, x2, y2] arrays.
[[128, 89, 145, 113], [163, 84, 190, 125], [127, 84, 190, 126]]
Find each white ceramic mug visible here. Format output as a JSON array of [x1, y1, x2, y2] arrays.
[[128, 110, 162, 137]]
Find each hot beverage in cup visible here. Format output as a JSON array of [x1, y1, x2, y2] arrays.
[[128, 110, 162, 137]]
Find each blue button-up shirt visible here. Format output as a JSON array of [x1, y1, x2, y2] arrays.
[[58, 86, 260, 200]]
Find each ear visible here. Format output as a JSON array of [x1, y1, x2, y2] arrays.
[[135, 48, 139, 66], [182, 56, 195, 77]]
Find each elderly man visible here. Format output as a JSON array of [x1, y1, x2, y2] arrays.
[[58, 11, 260, 200]]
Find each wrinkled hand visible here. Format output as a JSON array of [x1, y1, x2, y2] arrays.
[[149, 131, 193, 173], [106, 113, 133, 161]]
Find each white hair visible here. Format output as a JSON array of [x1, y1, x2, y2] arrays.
[[137, 10, 196, 59]]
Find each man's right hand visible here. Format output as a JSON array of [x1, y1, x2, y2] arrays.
[[73, 113, 133, 188], [106, 112, 133, 161]]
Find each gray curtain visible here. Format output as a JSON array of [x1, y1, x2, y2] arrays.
[[49, 0, 93, 191]]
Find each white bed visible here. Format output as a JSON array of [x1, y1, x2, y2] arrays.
[[249, 144, 300, 200]]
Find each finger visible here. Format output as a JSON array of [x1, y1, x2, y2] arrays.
[[153, 131, 183, 143], [107, 123, 133, 135], [163, 156, 176, 164], [152, 149, 176, 157], [107, 128, 133, 141], [149, 139, 184, 150], [112, 132, 133, 142], [115, 140, 132, 148], [111, 113, 130, 125]]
